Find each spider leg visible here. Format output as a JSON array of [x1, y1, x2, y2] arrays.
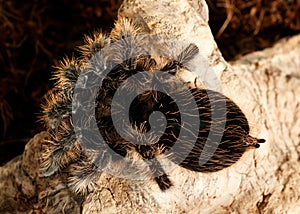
[[110, 16, 150, 41], [67, 156, 98, 195], [40, 120, 81, 176], [79, 31, 110, 59], [135, 144, 173, 191], [177, 43, 199, 65]]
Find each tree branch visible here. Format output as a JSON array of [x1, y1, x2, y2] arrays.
[[0, 0, 299, 213]]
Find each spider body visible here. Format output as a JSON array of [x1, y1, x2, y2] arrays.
[[40, 16, 265, 194]]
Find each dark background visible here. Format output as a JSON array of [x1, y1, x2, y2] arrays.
[[0, 0, 299, 165]]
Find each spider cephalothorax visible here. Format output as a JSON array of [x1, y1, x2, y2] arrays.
[[40, 16, 265, 194]]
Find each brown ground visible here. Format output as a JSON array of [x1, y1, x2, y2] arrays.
[[0, 0, 299, 165]]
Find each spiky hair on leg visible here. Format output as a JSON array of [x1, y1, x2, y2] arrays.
[[52, 57, 82, 89], [110, 14, 150, 41], [40, 57, 82, 176], [78, 31, 111, 60], [40, 117, 81, 176], [67, 158, 98, 195]]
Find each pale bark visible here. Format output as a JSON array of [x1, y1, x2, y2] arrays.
[[0, 0, 299, 213]]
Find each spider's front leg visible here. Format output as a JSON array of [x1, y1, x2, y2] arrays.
[[40, 58, 82, 176]]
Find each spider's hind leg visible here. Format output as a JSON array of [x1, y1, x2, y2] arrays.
[[135, 144, 173, 191]]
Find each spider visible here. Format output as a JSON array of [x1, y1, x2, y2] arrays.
[[40, 15, 265, 194]]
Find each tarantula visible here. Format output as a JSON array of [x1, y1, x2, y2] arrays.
[[40, 15, 265, 194]]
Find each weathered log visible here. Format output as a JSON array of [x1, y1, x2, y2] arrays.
[[0, 0, 299, 213]]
